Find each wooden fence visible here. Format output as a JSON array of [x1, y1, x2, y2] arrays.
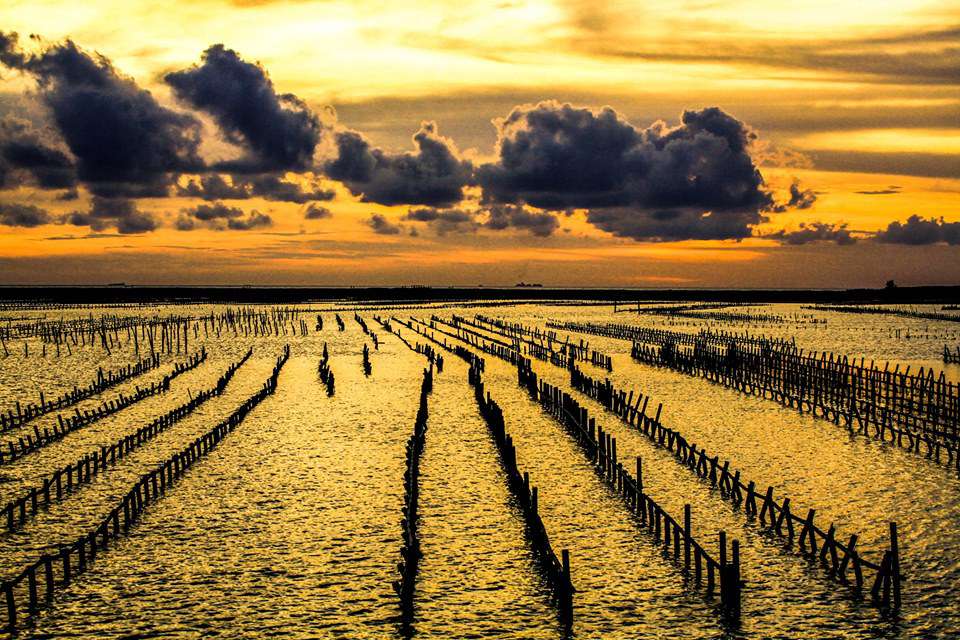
[[0, 345, 289, 634]]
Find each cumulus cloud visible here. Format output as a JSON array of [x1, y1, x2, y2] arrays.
[[0, 32, 202, 198], [304, 203, 331, 219], [368, 213, 401, 235], [405, 206, 478, 235], [484, 205, 559, 237], [0, 202, 52, 227], [875, 215, 960, 245], [477, 102, 774, 241], [176, 172, 335, 203], [176, 201, 272, 231], [176, 174, 250, 200], [786, 180, 816, 209], [166, 45, 322, 172], [246, 173, 334, 203], [324, 122, 472, 207], [63, 197, 158, 233], [767, 222, 855, 245], [0, 117, 76, 190]]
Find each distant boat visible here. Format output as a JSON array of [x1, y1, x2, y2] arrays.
[[515, 282, 543, 288]]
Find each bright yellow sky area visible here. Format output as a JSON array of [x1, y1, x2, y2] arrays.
[[0, 0, 958, 287]]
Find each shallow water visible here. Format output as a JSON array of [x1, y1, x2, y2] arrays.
[[0, 303, 957, 639]]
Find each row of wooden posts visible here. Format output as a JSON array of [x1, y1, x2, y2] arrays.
[[430, 312, 903, 609], [3, 349, 252, 533], [318, 343, 335, 396], [372, 316, 445, 372], [567, 363, 902, 609], [354, 314, 380, 350], [467, 315, 614, 371], [411, 317, 742, 618], [0, 349, 208, 465], [546, 319, 959, 454], [2, 308, 317, 360], [468, 359, 575, 625], [393, 365, 433, 621], [1, 351, 165, 433], [515, 359, 744, 617], [630, 342, 960, 474], [546, 320, 797, 352], [945, 346, 960, 364], [0, 345, 289, 634], [804, 305, 960, 324]]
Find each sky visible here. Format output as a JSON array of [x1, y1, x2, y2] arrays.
[[0, 0, 958, 288]]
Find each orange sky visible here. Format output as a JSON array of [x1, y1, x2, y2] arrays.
[[0, 0, 958, 287]]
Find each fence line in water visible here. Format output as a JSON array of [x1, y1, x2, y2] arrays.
[[0, 345, 289, 635], [394, 365, 433, 629], [545, 320, 959, 468], [567, 363, 901, 609], [3, 349, 252, 533], [515, 361, 743, 618], [629, 342, 960, 473], [459, 314, 613, 371], [1, 352, 166, 433], [0, 350, 208, 465], [467, 359, 574, 626], [372, 316, 444, 372]]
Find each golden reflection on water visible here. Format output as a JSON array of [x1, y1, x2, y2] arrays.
[[0, 303, 957, 639]]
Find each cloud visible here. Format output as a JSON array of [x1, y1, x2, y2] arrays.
[[786, 180, 816, 209], [875, 215, 960, 245], [368, 213, 401, 235], [246, 173, 335, 203], [176, 171, 335, 203], [304, 203, 331, 219], [166, 45, 322, 172], [177, 174, 250, 200], [570, 25, 960, 86], [405, 206, 479, 235], [767, 222, 855, 245], [0, 202, 52, 227], [0, 32, 202, 197], [177, 201, 272, 231], [0, 117, 76, 190], [484, 204, 559, 237], [324, 121, 472, 207], [856, 186, 901, 195], [477, 101, 773, 241], [62, 197, 158, 233]]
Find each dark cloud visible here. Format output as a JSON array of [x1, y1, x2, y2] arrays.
[[0, 32, 202, 197], [368, 213, 401, 235], [485, 204, 559, 237], [875, 215, 960, 245], [0, 117, 76, 190], [478, 101, 772, 241], [405, 206, 479, 235], [177, 174, 250, 200], [856, 187, 901, 195], [62, 197, 158, 234], [786, 180, 816, 209], [324, 122, 472, 207], [177, 201, 272, 231], [227, 211, 272, 230], [166, 45, 322, 172], [0, 202, 52, 227], [247, 173, 335, 203], [767, 222, 855, 245], [304, 203, 331, 219], [176, 172, 335, 203]]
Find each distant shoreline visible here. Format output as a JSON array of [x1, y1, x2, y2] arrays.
[[0, 285, 958, 305]]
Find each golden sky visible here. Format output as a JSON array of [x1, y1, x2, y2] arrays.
[[0, 0, 958, 287]]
